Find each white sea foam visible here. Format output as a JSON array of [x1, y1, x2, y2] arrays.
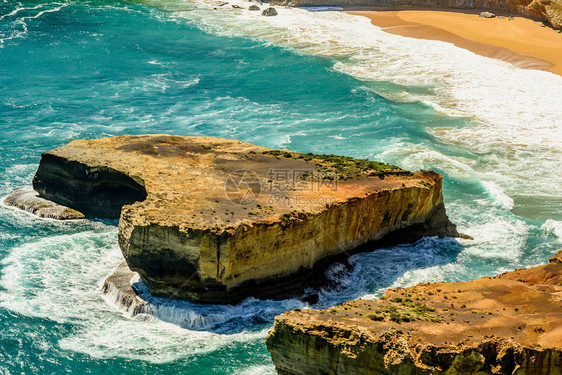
[[480, 180, 515, 210], [0, 220, 295, 363], [0, 4, 44, 21], [59, 317, 272, 363], [0, 230, 121, 320], [0, 2, 69, 45], [376, 143, 477, 180], [542, 219, 562, 243], [19, 4, 67, 20], [358, 213, 530, 299], [238, 365, 278, 375], [129, 278, 304, 331]]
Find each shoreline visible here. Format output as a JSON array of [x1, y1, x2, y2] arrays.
[[347, 10, 562, 76]]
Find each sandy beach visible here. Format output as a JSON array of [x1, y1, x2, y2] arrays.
[[348, 10, 562, 75]]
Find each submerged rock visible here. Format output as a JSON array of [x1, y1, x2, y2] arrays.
[[32, 134, 460, 303], [267, 251, 562, 374], [3, 186, 85, 220], [262, 7, 278, 15]]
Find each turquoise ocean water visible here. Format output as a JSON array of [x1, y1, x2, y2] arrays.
[[1, 0, 561, 373]]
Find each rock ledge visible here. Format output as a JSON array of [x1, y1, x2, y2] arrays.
[[3, 186, 85, 220]]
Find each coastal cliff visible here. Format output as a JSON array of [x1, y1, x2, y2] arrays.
[[31, 134, 459, 303], [270, 0, 562, 29], [266, 251, 562, 374]]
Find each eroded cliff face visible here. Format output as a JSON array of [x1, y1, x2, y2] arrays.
[[507, 0, 562, 27], [32, 134, 459, 303], [267, 251, 562, 375], [119, 180, 455, 302], [33, 153, 147, 218], [270, 0, 562, 29]]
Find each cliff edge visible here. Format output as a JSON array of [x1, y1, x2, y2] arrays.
[[267, 251, 562, 374]]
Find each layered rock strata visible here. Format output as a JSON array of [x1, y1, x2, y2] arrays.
[[267, 251, 562, 374], [32, 134, 459, 303]]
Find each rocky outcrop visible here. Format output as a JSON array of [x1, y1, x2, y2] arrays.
[[102, 262, 151, 317], [31, 134, 459, 303], [267, 250, 562, 374], [271, 0, 562, 29], [262, 7, 279, 15], [507, 0, 562, 28], [2, 186, 85, 220], [479, 10, 497, 17]]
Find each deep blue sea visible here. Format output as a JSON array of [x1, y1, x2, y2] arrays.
[[1, 0, 561, 373]]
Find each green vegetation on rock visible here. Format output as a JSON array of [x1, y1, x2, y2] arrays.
[[263, 150, 406, 181]]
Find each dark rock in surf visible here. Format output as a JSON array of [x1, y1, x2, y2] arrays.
[[262, 7, 278, 16]]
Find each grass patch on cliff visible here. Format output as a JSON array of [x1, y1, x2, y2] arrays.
[[263, 150, 407, 181], [367, 302, 442, 324], [279, 211, 310, 227]]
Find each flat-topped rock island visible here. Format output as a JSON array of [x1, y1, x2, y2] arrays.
[[13, 134, 461, 303]]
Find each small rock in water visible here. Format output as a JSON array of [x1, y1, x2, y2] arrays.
[[232, 4, 242, 8], [478, 11, 496, 18], [249, 4, 260, 10], [3, 186, 85, 220], [262, 7, 277, 16]]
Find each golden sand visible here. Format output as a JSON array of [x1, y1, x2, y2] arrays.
[[348, 10, 562, 75]]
